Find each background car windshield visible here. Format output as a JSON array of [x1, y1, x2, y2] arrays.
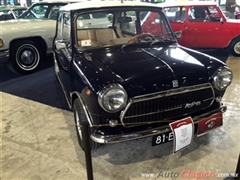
[[75, 8, 175, 48], [19, 4, 64, 20]]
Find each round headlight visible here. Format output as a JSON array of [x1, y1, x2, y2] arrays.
[[98, 84, 128, 113], [213, 67, 232, 90]]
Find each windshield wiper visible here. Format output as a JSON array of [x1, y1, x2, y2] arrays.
[[150, 39, 176, 48]]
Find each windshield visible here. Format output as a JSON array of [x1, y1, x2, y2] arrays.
[[18, 3, 66, 20], [74, 7, 176, 50]]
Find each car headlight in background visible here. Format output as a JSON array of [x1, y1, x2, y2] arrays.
[[98, 84, 128, 113], [213, 67, 232, 90], [0, 39, 3, 47]]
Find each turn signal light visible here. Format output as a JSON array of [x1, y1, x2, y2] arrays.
[[0, 39, 3, 47]]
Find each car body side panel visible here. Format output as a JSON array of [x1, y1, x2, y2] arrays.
[[0, 19, 56, 53], [161, 4, 240, 49]]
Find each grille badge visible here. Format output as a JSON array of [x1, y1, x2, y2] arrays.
[[185, 101, 201, 108], [172, 80, 179, 87]]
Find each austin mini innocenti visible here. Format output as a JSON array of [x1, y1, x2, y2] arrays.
[[53, 1, 232, 151]]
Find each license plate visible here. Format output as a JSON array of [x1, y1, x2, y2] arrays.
[[152, 131, 174, 146], [197, 112, 223, 136]]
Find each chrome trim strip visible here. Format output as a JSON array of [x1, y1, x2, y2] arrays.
[[120, 83, 215, 126], [133, 83, 213, 101], [91, 103, 227, 144], [54, 55, 72, 109], [71, 91, 94, 127], [123, 105, 183, 119], [54, 54, 94, 127], [203, 97, 214, 102], [73, 60, 94, 91]]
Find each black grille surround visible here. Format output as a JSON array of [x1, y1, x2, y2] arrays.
[[120, 83, 215, 127]]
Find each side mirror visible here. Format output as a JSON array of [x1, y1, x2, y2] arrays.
[[107, 14, 113, 22], [155, 19, 160, 24], [55, 40, 67, 50], [151, 19, 160, 25], [174, 30, 182, 38]]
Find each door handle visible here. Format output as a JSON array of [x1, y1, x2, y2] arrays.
[[184, 27, 189, 30]]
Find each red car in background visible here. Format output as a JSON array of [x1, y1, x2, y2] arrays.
[[141, 1, 240, 56], [219, 4, 240, 19]]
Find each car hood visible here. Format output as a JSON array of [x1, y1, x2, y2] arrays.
[[83, 45, 223, 96]]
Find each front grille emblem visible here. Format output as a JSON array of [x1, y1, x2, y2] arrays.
[[208, 121, 215, 129], [185, 101, 201, 108], [172, 80, 179, 87]]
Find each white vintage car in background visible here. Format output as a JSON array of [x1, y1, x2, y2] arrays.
[[0, 0, 81, 74]]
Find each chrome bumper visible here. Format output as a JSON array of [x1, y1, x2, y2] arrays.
[[91, 104, 227, 144], [0, 49, 9, 63]]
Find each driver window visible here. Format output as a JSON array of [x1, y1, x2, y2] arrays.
[[164, 6, 187, 23], [60, 13, 72, 60], [62, 13, 71, 45], [56, 13, 71, 44], [188, 6, 220, 22], [56, 13, 63, 40], [189, 6, 207, 21]]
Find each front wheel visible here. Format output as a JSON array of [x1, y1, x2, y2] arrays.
[[73, 98, 100, 151], [8, 40, 42, 74], [229, 38, 240, 57]]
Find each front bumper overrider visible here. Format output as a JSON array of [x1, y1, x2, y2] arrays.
[[0, 49, 9, 63]]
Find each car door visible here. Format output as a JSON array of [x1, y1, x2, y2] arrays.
[[164, 6, 188, 45], [182, 5, 224, 48], [54, 12, 73, 99]]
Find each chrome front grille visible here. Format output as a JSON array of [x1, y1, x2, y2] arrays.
[[120, 83, 214, 127]]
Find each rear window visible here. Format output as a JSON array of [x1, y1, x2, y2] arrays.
[[92, 12, 107, 18]]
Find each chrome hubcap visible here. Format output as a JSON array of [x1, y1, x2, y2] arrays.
[[16, 44, 40, 71], [20, 50, 34, 65], [234, 41, 240, 54], [75, 111, 82, 140]]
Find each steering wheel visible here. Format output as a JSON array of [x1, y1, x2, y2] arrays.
[[204, 15, 212, 22], [127, 33, 156, 44]]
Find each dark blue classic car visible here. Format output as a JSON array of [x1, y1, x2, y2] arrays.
[[53, 1, 232, 151]]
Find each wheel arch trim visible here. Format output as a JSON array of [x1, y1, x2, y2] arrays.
[[227, 35, 240, 48], [71, 91, 94, 127], [9, 36, 48, 55]]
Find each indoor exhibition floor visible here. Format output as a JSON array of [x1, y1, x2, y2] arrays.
[[1, 54, 240, 180]]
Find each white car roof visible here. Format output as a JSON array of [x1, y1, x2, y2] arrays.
[[60, 1, 160, 11], [157, 1, 218, 7], [31, 0, 85, 4]]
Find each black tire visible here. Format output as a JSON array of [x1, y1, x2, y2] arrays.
[[8, 40, 42, 74], [73, 98, 100, 151], [229, 38, 240, 57]]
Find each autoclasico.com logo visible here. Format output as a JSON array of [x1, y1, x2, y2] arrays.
[[140, 170, 239, 179]]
